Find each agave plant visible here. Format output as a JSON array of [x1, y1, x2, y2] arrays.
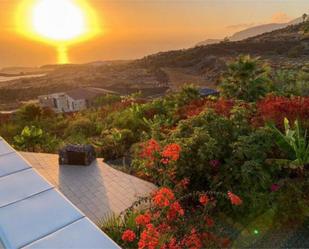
[[269, 118, 309, 168]]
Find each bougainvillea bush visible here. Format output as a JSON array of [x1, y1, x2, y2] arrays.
[[131, 96, 308, 226], [132, 139, 181, 186], [102, 185, 243, 249], [253, 95, 309, 129]]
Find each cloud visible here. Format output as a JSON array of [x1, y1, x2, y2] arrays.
[[226, 23, 256, 31], [271, 12, 291, 23]]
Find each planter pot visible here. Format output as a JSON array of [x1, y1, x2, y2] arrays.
[[59, 144, 96, 166]]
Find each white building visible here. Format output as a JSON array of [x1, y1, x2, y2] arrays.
[[38, 87, 117, 113]]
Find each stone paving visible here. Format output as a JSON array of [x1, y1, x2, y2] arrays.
[[20, 152, 156, 224]]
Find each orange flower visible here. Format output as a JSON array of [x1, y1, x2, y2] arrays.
[[152, 187, 175, 207], [122, 229, 136, 242], [161, 144, 181, 161], [199, 194, 209, 206], [227, 191, 242, 206], [135, 213, 151, 226]]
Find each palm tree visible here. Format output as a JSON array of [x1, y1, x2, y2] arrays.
[[220, 55, 271, 102], [302, 13, 308, 22]]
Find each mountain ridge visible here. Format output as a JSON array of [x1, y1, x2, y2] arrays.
[[197, 17, 303, 46]]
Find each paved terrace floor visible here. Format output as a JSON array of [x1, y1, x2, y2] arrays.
[[20, 152, 156, 224]]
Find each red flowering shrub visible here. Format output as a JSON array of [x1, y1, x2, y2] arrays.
[[134, 140, 182, 186], [253, 95, 309, 129], [178, 98, 236, 119], [109, 187, 241, 249]]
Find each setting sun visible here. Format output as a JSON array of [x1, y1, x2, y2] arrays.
[[16, 0, 101, 63], [32, 0, 86, 41]]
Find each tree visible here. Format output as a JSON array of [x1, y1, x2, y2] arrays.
[[15, 104, 43, 122], [302, 13, 308, 22], [175, 84, 201, 106], [220, 55, 271, 102]]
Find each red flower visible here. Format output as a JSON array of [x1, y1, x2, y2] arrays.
[[122, 229, 136, 242], [199, 194, 209, 206], [167, 201, 184, 220], [182, 229, 202, 249], [157, 223, 171, 233], [138, 224, 160, 249], [167, 238, 181, 249], [179, 178, 190, 189], [205, 216, 214, 227], [161, 144, 181, 161], [152, 187, 175, 207], [136, 213, 151, 226], [227, 191, 242, 206], [160, 158, 170, 164], [141, 139, 161, 161]]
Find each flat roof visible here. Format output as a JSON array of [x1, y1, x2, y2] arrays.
[[21, 152, 156, 223], [0, 138, 120, 249]]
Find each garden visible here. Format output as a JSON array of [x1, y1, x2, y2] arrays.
[[0, 55, 308, 248]]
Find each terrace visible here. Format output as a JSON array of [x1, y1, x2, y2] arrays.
[[21, 151, 156, 223], [0, 138, 155, 248]]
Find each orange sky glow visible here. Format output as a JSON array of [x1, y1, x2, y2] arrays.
[[0, 0, 307, 67]]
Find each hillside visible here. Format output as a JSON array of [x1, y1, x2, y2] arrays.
[[138, 22, 309, 81], [0, 22, 308, 110]]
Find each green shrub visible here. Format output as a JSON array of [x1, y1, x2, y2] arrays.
[[93, 94, 121, 107], [65, 117, 98, 137], [0, 123, 20, 143], [13, 125, 60, 152], [273, 69, 309, 96], [272, 178, 309, 226], [216, 127, 276, 221], [95, 128, 135, 160], [167, 108, 250, 189]]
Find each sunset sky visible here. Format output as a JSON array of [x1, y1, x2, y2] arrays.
[[0, 0, 307, 68]]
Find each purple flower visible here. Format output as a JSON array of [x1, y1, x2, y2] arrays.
[[271, 183, 280, 192]]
